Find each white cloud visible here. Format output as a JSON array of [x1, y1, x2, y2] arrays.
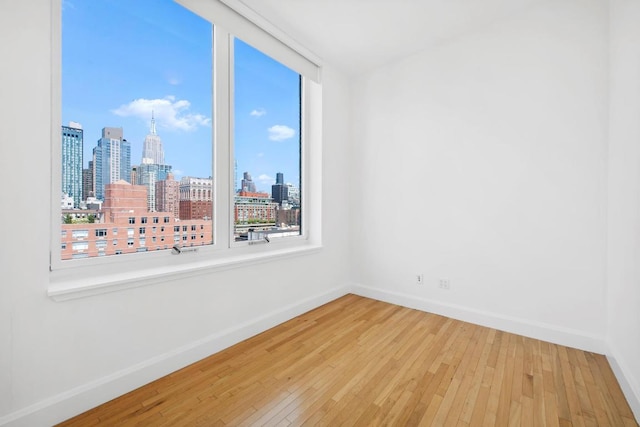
[[250, 108, 266, 117], [258, 174, 274, 185], [111, 96, 210, 132], [268, 125, 295, 141]]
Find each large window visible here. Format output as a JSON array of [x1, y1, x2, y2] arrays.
[[51, 0, 321, 295], [233, 39, 302, 242], [60, 0, 213, 261]]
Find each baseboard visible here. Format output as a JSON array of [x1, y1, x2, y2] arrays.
[[351, 284, 606, 354], [607, 347, 640, 423], [0, 284, 351, 427]]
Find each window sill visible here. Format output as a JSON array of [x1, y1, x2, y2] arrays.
[[48, 244, 322, 302]]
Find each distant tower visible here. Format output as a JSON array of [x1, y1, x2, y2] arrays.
[[136, 113, 172, 211], [241, 172, 257, 193], [82, 160, 94, 200], [93, 127, 131, 201], [141, 111, 165, 164], [271, 172, 288, 205], [61, 122, 83, 208]]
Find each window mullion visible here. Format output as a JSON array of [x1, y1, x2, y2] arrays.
[[213, 26, 232, 249]]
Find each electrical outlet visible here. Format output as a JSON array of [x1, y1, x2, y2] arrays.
[[416, 274, 424, 285], [439, 279, 451, 290]]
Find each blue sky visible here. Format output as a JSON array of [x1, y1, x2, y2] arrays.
[[62, 0, 301, 193]]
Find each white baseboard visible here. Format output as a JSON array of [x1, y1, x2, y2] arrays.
[[607, 347, 640, 423], [351, 284, 606, 354], [0, 284, 351, 427]]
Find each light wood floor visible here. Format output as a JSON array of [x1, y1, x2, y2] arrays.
[[57, 294, 638, 426]]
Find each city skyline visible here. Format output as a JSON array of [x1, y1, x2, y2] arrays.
[[63, 118, 300, 199], [62, 0, 301, 195]]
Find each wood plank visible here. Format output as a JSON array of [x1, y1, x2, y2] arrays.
[[55, 295, 638, 427]]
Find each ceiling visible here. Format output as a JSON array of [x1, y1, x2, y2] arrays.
[[239, 0, 545, 76]]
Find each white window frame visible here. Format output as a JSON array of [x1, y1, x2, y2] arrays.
[[48, 0, 323, 301]]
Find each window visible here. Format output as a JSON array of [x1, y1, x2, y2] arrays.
[[72, 242, 89, 251], [50, 0, 321, 297], [233, 39, 301, 242], [71, 230, 88, 239], [59, 0, 213, 262]]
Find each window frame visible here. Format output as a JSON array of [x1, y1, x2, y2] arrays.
[[227, 34, 307, 248], [48, 0, 323, 301]]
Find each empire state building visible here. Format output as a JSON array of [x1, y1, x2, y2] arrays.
[[142, 112, 165, 164], [135, 112, 172, 212]]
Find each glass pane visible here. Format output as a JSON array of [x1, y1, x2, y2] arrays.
[[233, 38, 302, 242], [61, 0, 213, 260]]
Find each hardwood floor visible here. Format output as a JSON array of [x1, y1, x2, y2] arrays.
[[57, 294, 638, 426]]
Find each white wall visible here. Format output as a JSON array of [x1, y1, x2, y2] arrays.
[[607, 0, 640, 418], [351, 0, 609, 352], [0, 1, 351, 425]]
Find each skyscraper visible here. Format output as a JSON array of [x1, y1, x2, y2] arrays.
[[136, 161, 173, 212], [82, 160, 94, 201], [135, 114, 172, 211], [141, 112, 165, 164], [241, 172, 257, 193], [61, 122, 83, 208], [271, 172, 288, 205], [93, 127, 131, 201]]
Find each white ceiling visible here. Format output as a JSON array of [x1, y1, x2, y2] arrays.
[[239, 0, 546, 76]]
